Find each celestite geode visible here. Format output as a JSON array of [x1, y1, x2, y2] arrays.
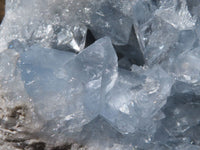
[[0, 0, 200, 150]]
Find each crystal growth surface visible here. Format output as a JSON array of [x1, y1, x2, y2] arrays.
[[0, 0, 200, 150]]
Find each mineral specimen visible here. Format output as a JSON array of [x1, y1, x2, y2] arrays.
[[0, 0, 200, 150]]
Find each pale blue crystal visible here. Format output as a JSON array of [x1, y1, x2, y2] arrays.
[[18, 37, 118, 134]]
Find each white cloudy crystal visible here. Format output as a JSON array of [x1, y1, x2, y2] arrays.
[[169, 47, 200, 84], [0, 0, 87, 51], [155, 0, 196, 30], [0, 0, 135, 53], [134, 0, 198, 66]]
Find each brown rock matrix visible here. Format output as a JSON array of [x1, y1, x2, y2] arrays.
[[0, 0, 5, 23]]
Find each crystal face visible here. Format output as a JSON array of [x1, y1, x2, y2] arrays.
[[18, 37, 118, 134], [1, 0, 200, 150]]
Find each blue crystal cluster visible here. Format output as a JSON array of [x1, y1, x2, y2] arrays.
[[0, 0, 200, 149]]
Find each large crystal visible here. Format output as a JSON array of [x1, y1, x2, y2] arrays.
[[168, 47, 200, 84], [17, 37, 118, 136], [104, 65, 173, 134]]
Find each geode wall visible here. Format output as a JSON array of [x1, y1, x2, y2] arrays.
[[0, 0, 5, 23]]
